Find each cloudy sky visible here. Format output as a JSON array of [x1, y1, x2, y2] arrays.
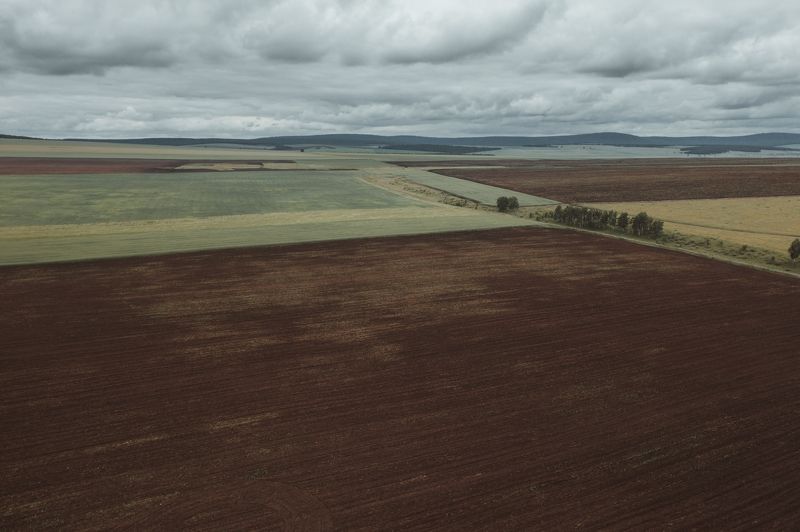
[[1, 0, 799, 138]]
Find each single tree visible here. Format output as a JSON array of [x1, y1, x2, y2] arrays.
[[508, 196, 520, 211], [496, 196, 510, 212], [631, 212, 650, 235], [790, 238, 800, 260], [617, 212, 629, 230], [650, 219, 664, 237], [608, 210, 618, 227]]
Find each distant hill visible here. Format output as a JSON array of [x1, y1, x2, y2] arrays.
[[0, 134, 39, 140], [46, 131, 800, 149]]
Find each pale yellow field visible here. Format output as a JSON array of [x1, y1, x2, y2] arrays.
[[588, 196, 800, 254], [0, 204, 538, 265], [0, 206, 484, 240]]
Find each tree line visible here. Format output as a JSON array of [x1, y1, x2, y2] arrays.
[[494, 195, 799, 262], [548, 205, 664, 238]]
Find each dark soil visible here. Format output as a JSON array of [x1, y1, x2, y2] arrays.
[[2, 227, 800, 529], [394, 158, 800, 202]]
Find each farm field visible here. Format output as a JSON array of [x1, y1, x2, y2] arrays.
[[0, 139, 567, 265], [370, 163, 557, 206], [425, 158, 800, 202], [588, 196, 800, 255], [0, 171, 422, 226], [490, 145, 800, 159], [0, 168, 535, 265], [0, 139, 306, 160], [2, 227, 800, 529], [0, 208, 533, 265], [3, 139, 799, 268], [305, 144, 800, 160], [0, 157, 300, 174]]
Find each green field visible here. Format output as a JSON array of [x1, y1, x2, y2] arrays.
[[0, 171, 419, 226], [0, 212, 536, 265], [0, 163, 540, 265]]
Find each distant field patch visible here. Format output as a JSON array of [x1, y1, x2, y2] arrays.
[[173, 162, 298, 171], [0, 157, 181, 174], [374, 163, 557, 206], [588, 196, 800, 254], [427, 158, 800, 202], [389, 159, 549, 168], [0, 139, 301, 160], [0, 157, 297, 175]]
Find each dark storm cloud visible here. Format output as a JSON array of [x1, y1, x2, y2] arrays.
[[0, 0, 798, 138], [3, 39, 174, 76]]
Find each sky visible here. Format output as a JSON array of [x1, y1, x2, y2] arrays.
[[1, 0, 799, 139]]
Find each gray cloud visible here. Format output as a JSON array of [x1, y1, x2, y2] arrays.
[[0, 1, 181, 74], [6, 41, 174, 76], [0, 0, 798, 138], [379, 3, 549, 64]]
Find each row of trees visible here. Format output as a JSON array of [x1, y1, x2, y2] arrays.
[[548, 205, 664, 238], [494, 196, 798, 262]]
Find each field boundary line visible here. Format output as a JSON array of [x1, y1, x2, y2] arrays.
[[656, 218, 800, 238], [355, 174, 454, 208], [358, 173, 494, 211], [511, 205, 799, 279], [542, 222, 800, 280]]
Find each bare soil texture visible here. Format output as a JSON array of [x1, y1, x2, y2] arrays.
[[0, 158, 293, 175], [416, 158, 800, 202], [2, 227, 800, 530]]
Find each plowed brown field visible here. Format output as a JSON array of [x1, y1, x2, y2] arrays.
[[423, 159, 800, 202], [2, 227, 800, 529]]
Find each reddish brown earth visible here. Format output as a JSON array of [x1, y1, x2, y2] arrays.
[[2, 227, 800, 530], [413, 159, 800, 202], [0, 158, 293, 174]]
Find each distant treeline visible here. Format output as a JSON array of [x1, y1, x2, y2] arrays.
[[547, 205, 664, 238]]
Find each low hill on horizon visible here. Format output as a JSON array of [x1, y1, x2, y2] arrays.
[[6, 131, 800, 149], [0, 134, 40, 140]]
